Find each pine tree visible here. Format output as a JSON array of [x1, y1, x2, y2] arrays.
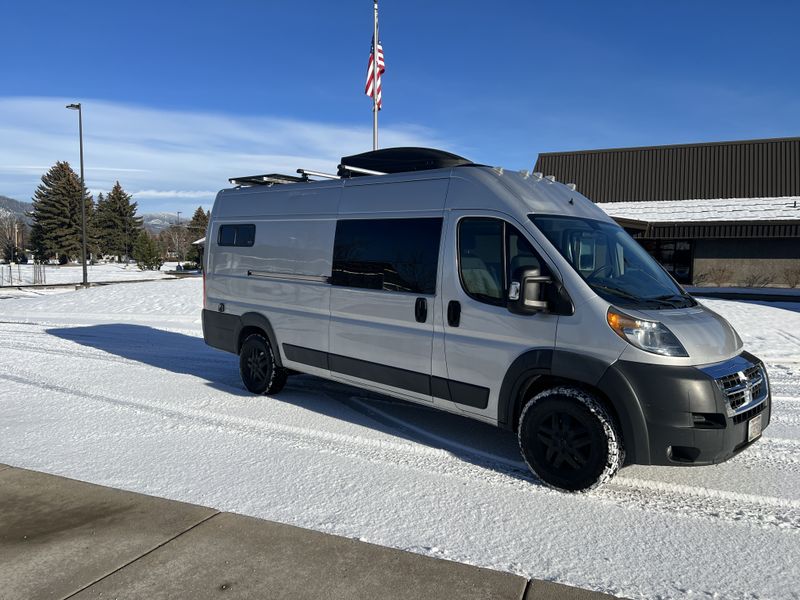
[[94, 192, 108, 255], [95, 182, 143, 261], [132, 230, 163, 270], [186, 205, 210, 263], [29, 162, 95, 263], [186, 206, 210, 238]]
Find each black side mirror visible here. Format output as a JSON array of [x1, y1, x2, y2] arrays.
[[508, 267, 551, 314]]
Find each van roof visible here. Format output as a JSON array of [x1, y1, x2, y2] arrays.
[[215, 159, 614, 225]]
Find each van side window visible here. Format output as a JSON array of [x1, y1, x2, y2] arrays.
[[218, 224, 256, 247], [458, 219, 504, 305], [458, 218, 543, 306], [331, 218, 443, 295], [507, 227, 541, 281]]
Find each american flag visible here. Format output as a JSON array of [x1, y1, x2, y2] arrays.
[[364, 33, 385, 110]]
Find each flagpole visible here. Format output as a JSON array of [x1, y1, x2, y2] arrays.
[[372, 0, 379, 150]]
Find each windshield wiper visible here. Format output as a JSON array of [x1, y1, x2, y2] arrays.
[[589, 284, 643, 301], [590, 284, 682, 308], [652, 294, 695, 308]]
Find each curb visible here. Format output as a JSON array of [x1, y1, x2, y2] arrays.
[[0, 465, 621, 600]]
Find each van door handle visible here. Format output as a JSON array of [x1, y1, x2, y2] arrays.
[[415, 297, 428, 323], [447, 300, 461, 327]]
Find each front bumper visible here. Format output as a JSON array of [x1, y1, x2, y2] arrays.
[[600, 351, 771, 466]]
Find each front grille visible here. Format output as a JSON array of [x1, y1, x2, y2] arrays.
[[732, 398, 768, 425], [715, 364, 767, 413]]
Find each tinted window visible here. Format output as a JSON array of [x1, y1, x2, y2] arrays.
[[332, 218, 443, 294], [458, 218, 544, 306], [218, 224, 255, 247]]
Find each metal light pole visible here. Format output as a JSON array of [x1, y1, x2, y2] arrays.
[[176, 211, 183, 262], [66, 102, 88, 287]]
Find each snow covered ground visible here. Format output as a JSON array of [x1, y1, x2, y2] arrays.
[[1, 279, 798, 599], [0, 261, 181, 287]]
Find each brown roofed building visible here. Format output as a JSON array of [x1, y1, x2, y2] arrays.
[[534, 137, 800, 287]]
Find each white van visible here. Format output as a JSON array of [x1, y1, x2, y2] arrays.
[[203, 147, 771, 491]]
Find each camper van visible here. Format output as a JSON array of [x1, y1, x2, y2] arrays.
[[202, 147, 770, 491]]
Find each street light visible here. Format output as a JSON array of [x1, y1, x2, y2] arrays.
[[176, 211, 183, 261], [66, 102, 88, 287]]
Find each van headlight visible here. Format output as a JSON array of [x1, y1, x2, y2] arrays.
[[607, 307, 688, 357]]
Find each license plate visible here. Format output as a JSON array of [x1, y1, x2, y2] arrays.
[[747, 414, 764, 442]]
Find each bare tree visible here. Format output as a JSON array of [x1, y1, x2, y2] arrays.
[[783, 264, 800, 288], [741, 268, 773, 288], [0, 213, 24, 262], [698, 265, 733, 287], [161, 225, 190, 262]]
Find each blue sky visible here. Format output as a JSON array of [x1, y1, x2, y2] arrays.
[[1, 0, 799, 213]]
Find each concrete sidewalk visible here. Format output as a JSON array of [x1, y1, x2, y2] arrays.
[[0, 464, 619, 600]]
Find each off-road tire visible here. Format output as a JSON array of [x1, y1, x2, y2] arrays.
[[518, 386, 624, 492], [239, 333, 288, 395]]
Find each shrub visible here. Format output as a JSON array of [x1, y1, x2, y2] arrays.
[[181, 262, 200, 271], [133, 231, 164, 271], [699, 265, 732, 287], [741, 269, 773, 288], [783, 264, 800, 288]]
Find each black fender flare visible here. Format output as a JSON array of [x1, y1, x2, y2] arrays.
[[498, 349, 649, 464], [552, 350, 649, 465], [595, 364, 650, 465], [237, 312, 284, 368], [497, 349, 553, 430]]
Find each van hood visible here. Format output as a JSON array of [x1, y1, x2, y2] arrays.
[[631, 304, 743, 363]]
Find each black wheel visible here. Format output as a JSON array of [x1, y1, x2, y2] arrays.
[[518, 386, 623, 492], [239, 333, 288, 395]]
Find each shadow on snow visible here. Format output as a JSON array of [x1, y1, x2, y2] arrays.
[[46, 323, 536, 486]]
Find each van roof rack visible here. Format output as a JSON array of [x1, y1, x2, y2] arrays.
[[337, 147, 473, 177], [229, 173, 308, 186], [228, 148, 475, 187]]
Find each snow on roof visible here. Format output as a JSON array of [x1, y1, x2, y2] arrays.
[[597, 196, 800, 223]]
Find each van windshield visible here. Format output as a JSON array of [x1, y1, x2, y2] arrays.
[[531, 215, 695, 309]]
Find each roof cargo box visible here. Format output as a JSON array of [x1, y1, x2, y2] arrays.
[[338, 147, 473, 176]]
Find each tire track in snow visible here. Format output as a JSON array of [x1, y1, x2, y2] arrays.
[[345, 396, 800, 527], [772, 413, 800, 426], [773, 396, 800, 408], [731, 438, 800, 471], [3, 371, 799, 535], [773, 330, 800, 348], [4, 322, 800, 533], [5, 328, 800, 479]]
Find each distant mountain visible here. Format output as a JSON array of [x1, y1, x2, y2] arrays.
[[1, 197, 184, 234], [141, 212, 180, 233], [0, 196, 33, 224]]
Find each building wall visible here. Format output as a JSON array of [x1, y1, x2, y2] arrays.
[[534, 138, 800, 287], [692, 239, 800, 286], [535, 137, 800, 203]]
